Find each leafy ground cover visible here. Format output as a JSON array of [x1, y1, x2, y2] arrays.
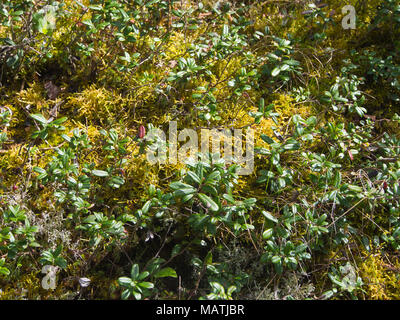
[[0, 0, 399, 299]]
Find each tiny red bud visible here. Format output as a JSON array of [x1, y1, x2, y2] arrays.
[[12, 184, 18, 191], [383, 181, 388, 190], [138, 125, 146, 139], [348, 149, 354, 161]]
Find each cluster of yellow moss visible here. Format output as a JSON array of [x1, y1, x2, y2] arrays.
[[359, 251, 400, 299], [0, 271, 48, 300]]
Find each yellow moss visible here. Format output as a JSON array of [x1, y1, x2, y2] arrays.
[[0, 271, 48, 300], [163, 32, 187, 60], [0, 144, 25, 188], [359, 251, 400, 300], [15, 83, 47, 111], [273, 93, 313, 123], [65, 85, 128, 125]]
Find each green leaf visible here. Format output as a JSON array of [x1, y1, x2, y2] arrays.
[[271, 67, 281, 77], [261, 134, 275, 144], [280, 64, 290, 72], [210, 282, 224, 292], [222, 193, 235, 204], [55, 257, 67, 269], [118, 277, 133, 287], [200, 185, 218, 196], [138, 281, 154, 289], [186, 171, 201, 185], [181, 193, 195, 202], [170, 181, 195, 190], [109, 176, 125, 188], [89, 5, 103, 11], [141, 200, 152, 214], [120, 51, 131, 63], [222, 24, 229, 36], [154, 267, 177, 278], [138, 271, 150, 281], [271, 256, 281, 264], [0, 266, 10, 276], [33, 167, 47, 179], [131, 264, 140, 280], [283, 139, 300, 150], [198, 193, 219, 212], [205, 171, 221, 184], [132, 290, 142, 300], [92, 170, 109, 177], [54, 245, 63, 257], [174, 188, 196, 197], [30, 114, 48, 125], [51, 117, 68, 125], [348, 185, 363, 193], [263, 228, 273, 240], [262, 211, 278, 223], [121, 288, 131, 300]]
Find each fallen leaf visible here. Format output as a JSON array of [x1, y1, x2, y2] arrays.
[[44, 81, 61, 100]]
